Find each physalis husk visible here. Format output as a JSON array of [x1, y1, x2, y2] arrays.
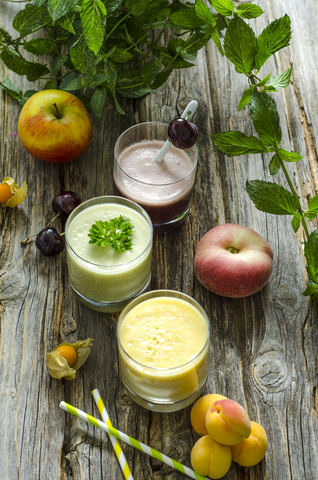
[[1, 176, 27, 207], [47, 338, 94, 380]]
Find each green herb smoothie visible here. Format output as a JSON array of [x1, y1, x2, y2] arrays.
[[65, 197, 153, 311]]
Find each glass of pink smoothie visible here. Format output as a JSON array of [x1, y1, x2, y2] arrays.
[[113, 122, 198, 233]]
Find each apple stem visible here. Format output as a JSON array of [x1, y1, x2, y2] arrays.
[[227, 246, 239, 254], [52, 103, 62, 119]]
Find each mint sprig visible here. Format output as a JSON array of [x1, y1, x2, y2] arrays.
[[88, 216, 133, 252]]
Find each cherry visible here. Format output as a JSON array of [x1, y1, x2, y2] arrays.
[[168, 118, 198, 149], [35, 227, 65, 256], [52, 191, 81, 220]]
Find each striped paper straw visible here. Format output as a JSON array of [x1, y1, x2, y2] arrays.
[[59, 401, 208, 480], [92, 389, 133, 480]]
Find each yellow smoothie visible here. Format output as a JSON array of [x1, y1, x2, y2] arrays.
[[117, 293, 209, 409], [65, 198, 152, 310]]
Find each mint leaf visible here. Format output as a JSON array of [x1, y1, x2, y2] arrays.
[[269, 153, 281, 175], [210, 0, 234, 16], [308, 194, 318, 213], [291, 215, 301, 233], [81, 0, 107, 56], [235, 4, 263, 19], [277, 148, 303, 162], [303, 282, 318, 298], [256, 73, 272, 87], [246, 180, 301, 215], [90, 88, 107, 118], [238, 87, 253, 111], [13, 5, 45, 36], [211, 131, 267, 156], [0, 46, 49, 81], [304, 230, 318, 282], [250, 90, 281, 146], [195, 0, 215, 25], [255, 15, 291, 70], [265, 67, 292, 92], [69, 36, 95, 74], [224, 16, 257, 75], [48, 0, 78, 22], [142, 58, 163, 84], [23, 38, 58, 55], [170, 10, 206, 29]]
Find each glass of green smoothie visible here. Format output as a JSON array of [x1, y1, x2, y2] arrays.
[[65, 196, 153, 313]]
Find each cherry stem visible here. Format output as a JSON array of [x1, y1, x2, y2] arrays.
[[21, 213, 61, 245]]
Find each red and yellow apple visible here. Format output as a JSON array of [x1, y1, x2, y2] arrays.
[[18, 89, 92, 163], [194, 223, 273, 298]]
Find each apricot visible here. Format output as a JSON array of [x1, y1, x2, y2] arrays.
[[191, 435, 232, 479], [230, 421, 268, 466], [191, 393, 227, 436], [205, 398, 251, 445]]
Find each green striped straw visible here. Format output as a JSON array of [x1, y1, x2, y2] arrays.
[[59, 401, 208, 480], [92, 389, 133, 480]]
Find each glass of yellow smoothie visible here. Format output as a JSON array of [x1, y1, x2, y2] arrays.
[[117, 290, 210, 412], [65, 196, 153, 312], [113, 122, 198, 233]]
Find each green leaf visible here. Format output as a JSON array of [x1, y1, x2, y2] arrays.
[[246, 180, 301, 215], [142, 58, 163, 84], [195, 0, 215, 25], [13, 5, 45, 36], [70, 36, 95, 74], [48, 0, 79, 22], [291, 215, 301, 233], [150, 66, 173, 90], [51, 55, 68, 75], [277, 148, 303, 162], [211, 131, 267, 156], [238, 87, 252, 111], [210, 0, 234, 16], [118, 87, 149, 98], [265, 67, 292, 91], [235, 3, 263, 19], [0, 77, 23, 101], [224, 16, 257, 74], [125, 0, 148, 16], [255, 15, 291, 70], [62, 77, 83, 91], [81, 0, 107, 56], [269, 153, 281, 175], [250, 90, 281, 146], [88, 216, 133, 251], [170, 11, 206, 29], [256, 73, 272, 87], [90, 88, 107, 118], [303, 282, 318, 298], [304, 230, 318, 282], [111, 48, 134, 63], [211, 28, 224, 56], [58, 12, 76, 34], [308, 194, 318, 213], [23, 38, 58, 55], [0, 46, 49, 81]]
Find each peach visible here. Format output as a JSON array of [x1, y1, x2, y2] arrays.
[[191, 435, 232, 479], [205, 398, 251, 445], [191, 393, 227, 436], [230, 421, 268, 466]]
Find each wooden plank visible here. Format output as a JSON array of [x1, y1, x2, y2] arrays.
[[0, 1, 317, 479]]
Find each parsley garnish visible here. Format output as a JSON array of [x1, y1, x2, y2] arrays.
[[88, 216, 133, 252]]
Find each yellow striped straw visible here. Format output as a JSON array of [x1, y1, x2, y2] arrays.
[[92, 389, 133, 480], [59, 400, 208, 480]]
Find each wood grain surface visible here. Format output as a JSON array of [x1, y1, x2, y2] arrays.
[[0, 1, 317, 479]]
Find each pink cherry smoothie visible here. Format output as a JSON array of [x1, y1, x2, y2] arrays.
[[113, 140, 197, 232]]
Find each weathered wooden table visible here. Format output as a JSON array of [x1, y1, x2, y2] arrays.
[[1, 1, 317, 479]]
